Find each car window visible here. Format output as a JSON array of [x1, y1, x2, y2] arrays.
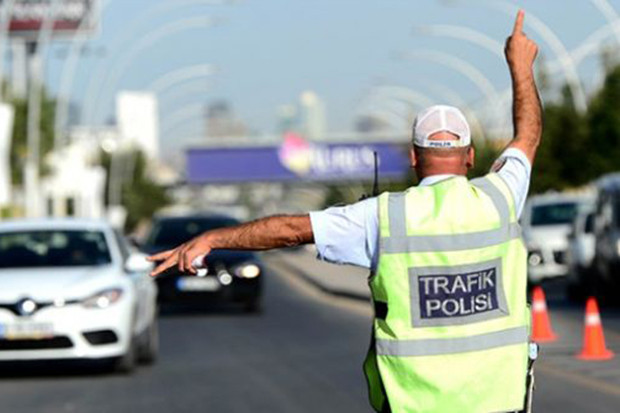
[[530, 202, 578, 226], [146, 217, 240, 248], [0, 230, 112, 268], [584, 213, 595, 234]]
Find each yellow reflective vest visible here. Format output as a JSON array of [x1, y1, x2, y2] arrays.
[[364, 173, 529, 412]]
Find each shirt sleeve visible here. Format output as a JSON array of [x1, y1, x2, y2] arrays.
[[309, 197, 378, 269], [492, 147, 531, 219]]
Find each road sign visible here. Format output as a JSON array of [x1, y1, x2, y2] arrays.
[[1, 0, 98, 39]]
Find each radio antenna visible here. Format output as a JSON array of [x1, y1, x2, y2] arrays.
[[372, 151, 379, 197]]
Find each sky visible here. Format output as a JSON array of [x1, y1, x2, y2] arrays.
[[34, 0, 620, 153]]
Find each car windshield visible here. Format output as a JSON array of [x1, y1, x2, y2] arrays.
[[146, 217, 240, 248], [530, 202, 579, 226], [0, 230, 112, 268]]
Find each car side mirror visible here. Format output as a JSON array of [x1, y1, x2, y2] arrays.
[[125, 253, 153, 273]]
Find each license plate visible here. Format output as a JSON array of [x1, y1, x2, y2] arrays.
[[0, 322, 54, 340], [177, 276, 220, 292]]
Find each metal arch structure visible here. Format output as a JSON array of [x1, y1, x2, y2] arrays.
[[83, 16, 218, 128], [356, 85, 436, 132], [156, 77, 213, 114], [144, 64, 216, 136], [146, 64, 216, 95], [355, 105, 411, 131], [79, 0, 227, 118], [368, 85, 436, 110], [590, 0, 620, 45], [53, 0, 112, 149], [396, 49, 507, 129], [159, 102, 206, 140], [414, 24, 505, 60], [55, 0, 228, 147], [363, 82, 491, 143], [546, 22, 620, 73], [480, 0, 588, 112], [411, 24, 510, 138]]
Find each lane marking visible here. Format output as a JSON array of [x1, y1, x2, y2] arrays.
[[537, 361, 620, 398]]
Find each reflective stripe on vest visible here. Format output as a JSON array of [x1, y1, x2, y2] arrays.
[[382, 176, 520, 254], [376, 326, 528, 357]]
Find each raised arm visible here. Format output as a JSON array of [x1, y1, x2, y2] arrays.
[[504, 10, 542, 165], [148, 215, 313, 276]]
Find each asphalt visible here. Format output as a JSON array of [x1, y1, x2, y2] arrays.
[[0, 251, 617, 412]]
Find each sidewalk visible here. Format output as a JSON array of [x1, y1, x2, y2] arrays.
[[269, 247, 371, 301]]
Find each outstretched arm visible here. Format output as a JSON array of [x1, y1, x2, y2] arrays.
[[504, 10, 542, 165], [148, 215, 314, 276]]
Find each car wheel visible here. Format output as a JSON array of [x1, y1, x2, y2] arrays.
[[114, 337, 137, 374], [138, 319, 159, 365]]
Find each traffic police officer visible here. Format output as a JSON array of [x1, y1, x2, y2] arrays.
[[150, 10, 541, 413]]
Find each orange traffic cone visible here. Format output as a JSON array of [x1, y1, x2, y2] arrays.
[[576, 297, 614, 361], [531, 286, 557, 343]]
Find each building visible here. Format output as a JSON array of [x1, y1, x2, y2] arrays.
[[205, 101, 247, 138], [41, 139, 106, 219], [116, 91, 160, 160], [298, 91, 326, 141]]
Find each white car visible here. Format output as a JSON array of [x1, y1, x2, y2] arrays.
[[566, 207, 596, 300], [521, 194, 593, 284], [0, 219, 158, 372]]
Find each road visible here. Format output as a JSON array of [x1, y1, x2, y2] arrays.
[[0, 253, 618, 412]]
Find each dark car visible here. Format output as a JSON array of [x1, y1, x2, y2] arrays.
[[592, 174, 620, 295], [141, 215, 263, 312]]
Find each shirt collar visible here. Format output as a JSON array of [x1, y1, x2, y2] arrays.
[[418, 174, 459, 187]]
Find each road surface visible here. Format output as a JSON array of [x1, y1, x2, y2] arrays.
[[0, 252, 618, 412]]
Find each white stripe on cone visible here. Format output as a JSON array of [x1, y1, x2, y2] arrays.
[[585, 313, 601, 326]]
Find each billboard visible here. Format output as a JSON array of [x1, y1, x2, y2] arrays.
[[186, 134, 411, 184], [1, 0, 98, 39]]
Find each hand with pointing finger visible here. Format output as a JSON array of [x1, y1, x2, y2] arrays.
[[147, 234, 213, 277], [505, 10, 538, 77]]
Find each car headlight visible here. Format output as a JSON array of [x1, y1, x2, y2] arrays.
[[234, 263, 261, 279], [528, 251, 543, 267], [82, 288, 123, 309]]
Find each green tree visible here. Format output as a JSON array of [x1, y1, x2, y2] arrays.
[[530, 85, 590, 193], [9, 91, 56, 185], [100, 149, 170, 232], [587, 65, 620, 178]]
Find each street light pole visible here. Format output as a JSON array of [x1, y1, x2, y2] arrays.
[[24, 40, 42, 217], [23, 0, 58, 217]]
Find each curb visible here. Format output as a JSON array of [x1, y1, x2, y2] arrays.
[[274, 254, 371, 303]]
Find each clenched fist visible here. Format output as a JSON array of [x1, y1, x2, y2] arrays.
[[505, 10, 538, 77]]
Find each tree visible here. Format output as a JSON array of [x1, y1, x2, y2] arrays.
[[100, 149, 170, 232], [530, 85, 590, 193], [9, 90, 56, 185], [587, 65, 620, 178]]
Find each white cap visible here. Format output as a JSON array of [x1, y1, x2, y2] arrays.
[[412, 105, 471, 148]]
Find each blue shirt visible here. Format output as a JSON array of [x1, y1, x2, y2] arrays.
[[309, 148, 531, 270]]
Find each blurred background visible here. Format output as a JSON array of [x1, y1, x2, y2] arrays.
[[0, 0, 620, 412]]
